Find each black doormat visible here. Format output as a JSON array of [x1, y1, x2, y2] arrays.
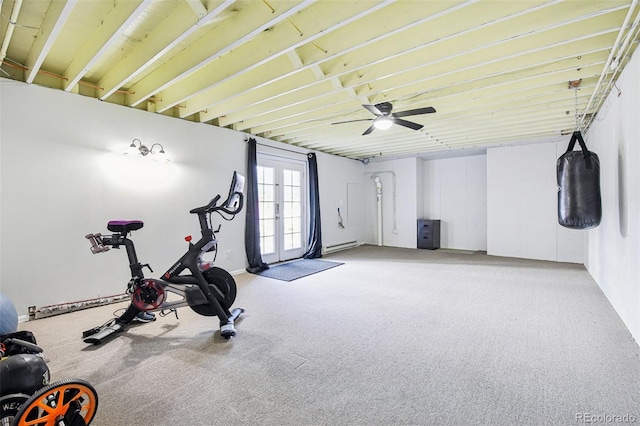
[[256, 259, 343, 282]]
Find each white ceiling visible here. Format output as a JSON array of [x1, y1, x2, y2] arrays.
[[1, 0, 639, 161]]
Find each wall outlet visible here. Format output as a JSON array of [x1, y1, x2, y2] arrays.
[[224, 250, 232, 259]]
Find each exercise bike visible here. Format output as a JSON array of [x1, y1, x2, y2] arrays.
[[83, 172, 245, 345]]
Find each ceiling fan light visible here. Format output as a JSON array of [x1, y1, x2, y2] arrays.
[[374, 117, 393, 130]]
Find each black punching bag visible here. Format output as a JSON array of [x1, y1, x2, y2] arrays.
[[557, 131, 602, 229]]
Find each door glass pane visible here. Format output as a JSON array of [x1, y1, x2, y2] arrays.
[[262, 184, 274, 202], [261, 166, 274, 184], [263, 236, 275, 254], [282, 169, 302, 251], [257, 166, 276, 256], [283, 169, 292, 185]]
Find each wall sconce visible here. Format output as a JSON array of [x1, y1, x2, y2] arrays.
[[127, 139, 168, 160]]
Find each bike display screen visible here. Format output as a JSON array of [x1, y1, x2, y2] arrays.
[[223, 171, 245, 210]]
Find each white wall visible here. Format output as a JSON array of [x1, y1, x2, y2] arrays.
[[422, 155, 487, 251], [486, 141, 584, 263], [363, 158, 419, 248], [0, 81, 361, 318], [360, 147, 582, 258], [584, 46, 640, 344], [0, 81, 247, 318], [315, 151, 365, 248]]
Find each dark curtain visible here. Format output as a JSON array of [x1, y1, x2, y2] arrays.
[[304, 152, 323, 259], [245, 138, 269, 273]]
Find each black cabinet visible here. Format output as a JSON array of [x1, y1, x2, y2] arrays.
[[417, 219, 440, 250]]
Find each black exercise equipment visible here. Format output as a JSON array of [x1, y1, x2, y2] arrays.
[[557, 130, 602, 229], [0, 333, 98, 425], [83, 171, 245, 344]]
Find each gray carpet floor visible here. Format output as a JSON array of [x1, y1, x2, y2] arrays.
[[17, 245, 640, 426]]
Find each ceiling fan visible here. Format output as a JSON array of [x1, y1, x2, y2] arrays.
[[332, 102, 436, 135]]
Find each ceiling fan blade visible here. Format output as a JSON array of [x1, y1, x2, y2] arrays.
[[393, 106, 436, 117], [332, 118, 374, 125], [362, 124, 376, 135], [393, 118, 424, 131], [362, 104, 383, 116]]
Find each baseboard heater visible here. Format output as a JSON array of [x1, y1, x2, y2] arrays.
[[29, 293, 130, 320], [322, 240, 358, 255]]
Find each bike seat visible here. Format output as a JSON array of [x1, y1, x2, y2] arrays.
[[107, 220, 144, 233]]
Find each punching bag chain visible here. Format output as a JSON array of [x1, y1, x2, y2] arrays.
[[574, 86, 580, 131], [568, 79, 582, 131]]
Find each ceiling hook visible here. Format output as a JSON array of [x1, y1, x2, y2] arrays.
[[569, 79, 582, 131]]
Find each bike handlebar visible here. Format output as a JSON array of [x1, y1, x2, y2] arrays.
[[189, 195, 221, 215], [188, 192, 244, 216]]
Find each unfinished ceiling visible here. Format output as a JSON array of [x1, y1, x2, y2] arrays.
[[2, 0, 639, 161]]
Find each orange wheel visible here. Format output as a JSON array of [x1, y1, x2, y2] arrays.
[[13, 379, 98, 426]]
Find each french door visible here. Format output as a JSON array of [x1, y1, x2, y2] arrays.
[[257, 157, 306, 264]]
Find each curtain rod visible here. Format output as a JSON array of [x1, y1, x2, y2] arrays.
[[246, 137, 310, 157]]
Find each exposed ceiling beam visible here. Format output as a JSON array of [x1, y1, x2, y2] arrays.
[[63, 0, 153, 92], [323, 120, 571, 158], [129, 0, 317, 109], [225, 36, 608, 132], [244, 37, 616, 137], [188, 0, 475, 121], [209, 0, 545, 122], [333, 121, 570, 157], [0, 0, 23, 64], [196, 1, 623, 127], [581, 0, 639, 127], [218, 79, 337, 127], [273, 76, 598, 145], [186, 0, 207, 18], [292, 99, 585, 153], [98, 0, 235, 100], [279, 86, 594, 148], [266, 59, 605, 141], [24, 0, 77, 83], [286, 50, 304, 69], [170, 0, 396, 116], [259, 92, 583, 149], [352, 9, 627, 95]]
